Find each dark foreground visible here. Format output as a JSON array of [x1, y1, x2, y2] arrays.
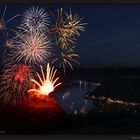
[[1, 69, 140, 134], [0, 95, 140, 135], [0, 101, 140, 135]]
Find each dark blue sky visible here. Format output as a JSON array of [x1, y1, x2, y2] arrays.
[[1, 4, 140, 68]]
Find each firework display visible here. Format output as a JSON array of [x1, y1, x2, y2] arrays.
[[28, 63, 62, 96], [0, 6, 86, 105], [0, 58, 33, 105], [0, 5, 21, 38], [19, 6, 50, 33], [51, 46, 80, 73], [49, 8, 86, 49], [1, 5, 140, 136], [11, 31, 52, 65], [0, 5, 21, 58]]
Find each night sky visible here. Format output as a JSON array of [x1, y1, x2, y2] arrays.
[[1, 4, 140, 68]]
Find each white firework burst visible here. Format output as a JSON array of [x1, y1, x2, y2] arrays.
[[11, 31, 52, 66], [19, 6, 50, 33]]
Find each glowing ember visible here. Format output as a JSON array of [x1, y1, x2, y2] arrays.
[[4, 39, 13, 48], [28, 63, 62, 96], [0, 20, 5, 30]]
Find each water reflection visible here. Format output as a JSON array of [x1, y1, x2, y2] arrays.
[[54, 80, 100, 114]]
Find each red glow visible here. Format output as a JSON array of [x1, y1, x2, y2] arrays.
[[14, 74, 24, 82], [22, 94, 65, 122], [27, 92, 63, 118], [14, 65, 31, 83]]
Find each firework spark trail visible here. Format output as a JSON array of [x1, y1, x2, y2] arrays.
[[0, 58, 33, 105], [49, 8, 74, 49], [0, 5, 21, 38], [19, 6, 50, 33], [0, 5, 7, 31], [51, 46, 80, 73], [49, 8, 86, 49], [65, 9, 87, 36], [10, 30, 52, 66], [0, 5, 22, 59], [28, 63, 62, 96]]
